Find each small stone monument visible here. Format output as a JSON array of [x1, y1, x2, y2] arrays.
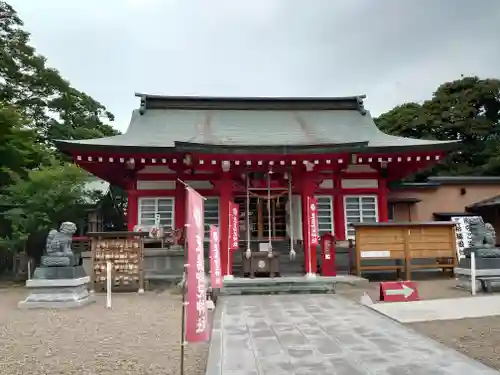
[[18, 222, 95, 309]]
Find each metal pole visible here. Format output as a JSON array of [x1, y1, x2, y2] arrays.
[[106, 261, 112, 308], [180, 246, 188, 375], [246, 173, 250, 250], [471, 251, 476, 296], [288, 172, 294, 254], [227, 202, 231, 276], [267, 171, 272, 246]]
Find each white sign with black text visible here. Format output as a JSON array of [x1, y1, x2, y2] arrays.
[[451, 216, 483, 260]]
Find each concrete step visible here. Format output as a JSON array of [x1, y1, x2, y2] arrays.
[[219, 275, 368, 296], [220, 277, 341, 296], [221, 284, 335, 295]]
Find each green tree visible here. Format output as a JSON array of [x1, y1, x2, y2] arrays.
[[0, 1, 124, 269], [0, 103, 49, 187], [0, 1, 119, 146], [1, 162, 99, 253], [375, 76, 500, 177]]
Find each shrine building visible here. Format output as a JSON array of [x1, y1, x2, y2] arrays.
[[56, 94, 457, 277]]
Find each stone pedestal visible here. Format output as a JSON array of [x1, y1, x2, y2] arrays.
[[18, 265, 95, 309], [455, 266, 500, 292], [41, 254, 79, 267]]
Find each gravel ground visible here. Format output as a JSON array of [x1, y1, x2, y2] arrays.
[[0, 287, 208, 375], [2, 276, 499, 374], [336, 273, 472, 302], [408, 317, 500, 371]]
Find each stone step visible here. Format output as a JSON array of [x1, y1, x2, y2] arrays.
[[220, 284, 335, 295], [219, 276, 343, 296]]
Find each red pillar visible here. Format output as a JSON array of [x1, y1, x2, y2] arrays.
[[127, 181, 138, 231], [378, 176, 389, 222], [333, 172, 346, 240], [175, 180, 186, 235], [301, 173, 317, 275], [218, 172, 233, 277]]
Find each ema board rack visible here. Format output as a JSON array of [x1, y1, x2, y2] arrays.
[[88, 232, 148, 292]]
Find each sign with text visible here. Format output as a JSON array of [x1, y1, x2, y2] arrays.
[[451, 216, 483, 260], [308, 197, 319, 246], [186, 187, 209, 343], [209, 225, 223, 289], [229, 202, 239, 250], [379, 281, 419, 303]]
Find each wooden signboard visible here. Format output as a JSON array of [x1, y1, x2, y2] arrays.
[[352, 222, 457, 279], [88, 232, 147, 292]]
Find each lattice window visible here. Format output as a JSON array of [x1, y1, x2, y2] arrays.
[[138, 197, 175, 228], [344, 195, 378, 239], [204, 197, 219, 238], [315, 195, 334, 236]]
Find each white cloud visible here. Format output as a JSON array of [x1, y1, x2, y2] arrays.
[[8, 0, 500, 132]]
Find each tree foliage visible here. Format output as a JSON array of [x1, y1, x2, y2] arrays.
[[0, 103, 48, 187], [0, 1, 118, 145], [375, 76, 500, 177], [0, 163, 96, 251], [0, 2, 122, 264]]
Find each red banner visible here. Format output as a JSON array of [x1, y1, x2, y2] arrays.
[[186, 188, 209, 343], [209, 225, 223, 289], [308, 197, 319, 246], [229, 202, 239, 250]]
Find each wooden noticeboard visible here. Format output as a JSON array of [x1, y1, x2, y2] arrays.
[[88, 232, 147, 292], [352, 222, 457, 279]]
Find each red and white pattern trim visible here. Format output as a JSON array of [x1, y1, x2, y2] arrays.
[[74, 154, 441, 166]]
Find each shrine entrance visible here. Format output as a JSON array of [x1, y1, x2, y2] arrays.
[[235, 195, 288, 240]]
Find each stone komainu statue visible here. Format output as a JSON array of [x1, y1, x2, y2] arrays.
[[45, 222, 77, 257], [484, 223, 496, 248], [465, 220, 500, 258]]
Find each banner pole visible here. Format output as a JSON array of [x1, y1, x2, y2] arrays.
[[267, 171, 272, 246], [246, 173, 250, 252], [288, 172, 294, 259], [306, 197, 314, 278], [227, 201, 231, 276], [179, 182, 189, 375], [180, 221, 188, 375]]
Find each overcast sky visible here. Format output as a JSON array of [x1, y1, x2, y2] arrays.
[[10, 0, 500, 132]]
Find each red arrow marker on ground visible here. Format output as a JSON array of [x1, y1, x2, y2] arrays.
[[380, 281, 420, 303]]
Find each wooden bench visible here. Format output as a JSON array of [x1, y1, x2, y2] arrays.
[[477, 276, 500, 293]]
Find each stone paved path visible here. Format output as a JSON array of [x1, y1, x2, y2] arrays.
[[206, 294, 500, 375]]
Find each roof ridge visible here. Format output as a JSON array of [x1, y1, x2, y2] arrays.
[[135, 93, 367, 113]]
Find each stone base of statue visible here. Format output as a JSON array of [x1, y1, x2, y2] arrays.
[[41, 254, 79, 267], [455, 248, 500, 292], [455, 267, 500, 292], [18, 259, 95, 309]]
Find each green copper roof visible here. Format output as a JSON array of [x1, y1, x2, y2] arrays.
[[56, 95, 457, 154]]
